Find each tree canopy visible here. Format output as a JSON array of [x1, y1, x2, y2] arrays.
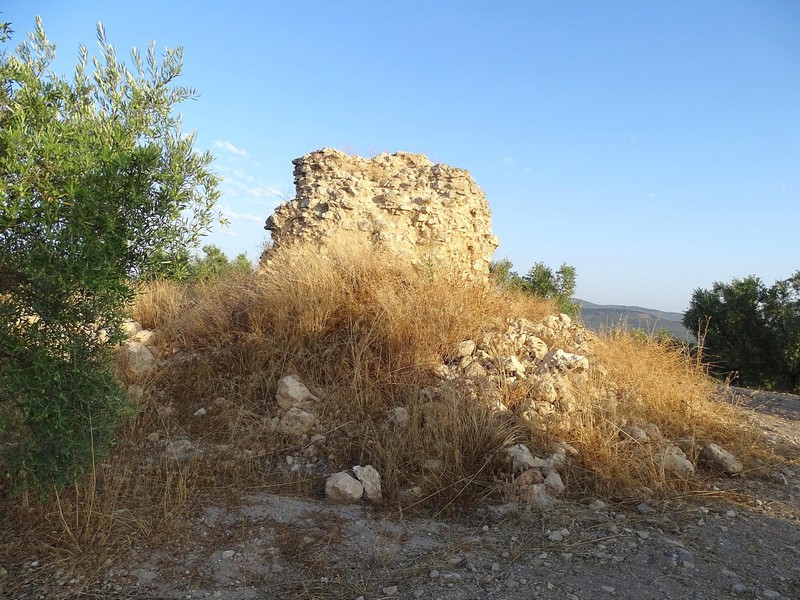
[[0, 17, 220, 492], [683, 272, 800, 393], [490, 259, 579, 316]]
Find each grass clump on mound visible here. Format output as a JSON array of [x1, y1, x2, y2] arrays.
[[131, 237, 766, 510]]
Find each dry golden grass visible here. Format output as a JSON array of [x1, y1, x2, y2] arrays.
[[0, 237, 775, 592]]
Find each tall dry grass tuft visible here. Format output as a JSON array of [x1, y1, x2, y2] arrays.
[[560, 330, 769, 499]]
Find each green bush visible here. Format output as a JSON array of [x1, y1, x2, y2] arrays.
[[0, 17, 219, 494], [684, 272, 800, 392], [188, 244, 253, 282], [490, 258, 579, 316]]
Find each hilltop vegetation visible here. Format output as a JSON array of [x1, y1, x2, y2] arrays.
[[685, 272, 800, 393]]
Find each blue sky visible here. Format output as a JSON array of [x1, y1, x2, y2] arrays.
[[4, 1, 799, 311]]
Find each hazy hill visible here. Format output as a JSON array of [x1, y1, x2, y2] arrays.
[[575, 299, 693, 340]]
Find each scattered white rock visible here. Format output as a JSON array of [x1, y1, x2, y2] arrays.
[[547, 528, 569, 542], [275, 375, 319, 410], [515, 469, 544, 486], [382, 585, 398, 595], [325, 472, 363, 502], [544, 349, 589, 373], [527, 336, 549, 360], [544, 470, 565, 495], [146, 432, 160, 443], [122, 341, 156, 378], [121, 319, 142, 338], [457, 340, 476, 357], [503, 355, 527, 376], [504, 444, 547, 472], [278, 407, 315, 436], [353, 465, 382, 501], [221, 550, 235, 560], [622, 425, 648, 441], [663, 451, 695, 477], [701, 442, 743, 475], [464, 361, 488, 378], [193, 407, 207, 417], [388, 406, 410, 427], [131, 329, 157, 346]]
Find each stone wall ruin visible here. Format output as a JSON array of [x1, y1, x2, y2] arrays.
[[260, 148, 499, 278]]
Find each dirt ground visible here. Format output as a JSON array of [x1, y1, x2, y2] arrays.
[[5, 387, 800, 600]]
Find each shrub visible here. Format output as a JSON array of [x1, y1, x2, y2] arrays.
[[0, 17, 219, 494]]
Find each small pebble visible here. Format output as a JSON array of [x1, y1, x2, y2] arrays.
[[762, 591, 781, 599], [194, 407, 207, 417], [430, 570, 439, 579], [382, 586, 398, 595], [601, 585, 616, 593], [221, 550, 235, 560], [146, 432, 160, 443], [637, 503, 655, 515]]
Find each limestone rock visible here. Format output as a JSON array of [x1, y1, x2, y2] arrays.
[[701, 442, 743, 475], [387, 406, 410, 428], [544, 470, 565, 495], [278, 407, 315, 436], [121, 319, 142, 338], [503, 355, 527, 377], [122, 341, 156, 378], [457, 340, 476, 357], [527, 336, 549, 360], [504, 444, 548, 472], [260, 149, 499, 279], [463, 361, 487, 379], [353, 465, 382, 501], [662, 452, 695, 477], [544, 349, 589, 373], [131, 329, 157, 346], [276, 375, 319, 410], [325, 472, 364, 502]]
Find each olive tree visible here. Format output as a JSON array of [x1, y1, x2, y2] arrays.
[[684, 272, 800, 392], [0, 17, 220, 492]]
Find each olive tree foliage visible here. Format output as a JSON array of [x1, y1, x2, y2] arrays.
[[0, 17, 220, 493], [490, 258, 579, 316], [683, 272, 800, 393]]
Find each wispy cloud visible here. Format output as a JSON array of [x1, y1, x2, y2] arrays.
[[214, 139, 249, 157], [219, 205, 264, 224], [503, 156, 516, 166]]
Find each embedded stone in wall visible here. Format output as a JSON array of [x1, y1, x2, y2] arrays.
[[260, 148, 499, 278]]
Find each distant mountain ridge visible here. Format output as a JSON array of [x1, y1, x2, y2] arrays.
[[575, 299, 692, 340]]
